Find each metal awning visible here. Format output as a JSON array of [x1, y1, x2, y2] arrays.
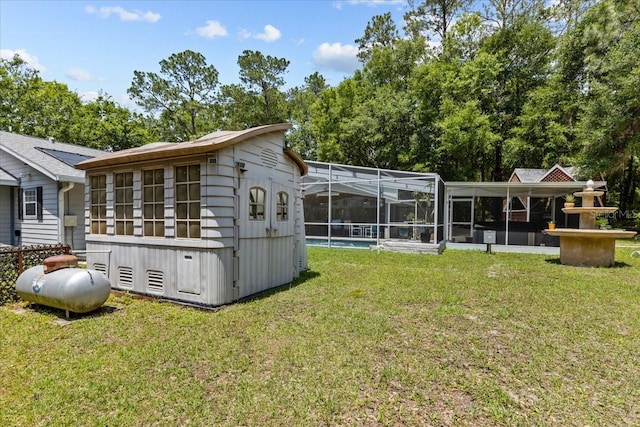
[[445, 181, 606, 198]]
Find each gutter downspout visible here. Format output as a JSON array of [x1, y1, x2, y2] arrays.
[[58, 182, 74, 245]]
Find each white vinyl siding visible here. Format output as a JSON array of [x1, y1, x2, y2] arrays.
[[0, 186, 12, 245]]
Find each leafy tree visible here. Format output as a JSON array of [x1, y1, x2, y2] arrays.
[[505, 76, 579, 170], [236, 50, 290, 125], [0, 55, 40, 132], [574, 0, 640, 213], [71, 94, 156, 151], [287, 72, 329, 159], [127, 50, 221, 141], [355, 12, 400, 63], [0, 55, 82, 142], [437, 99, 499, 181], [404, 0, 472, 42], [480, 0, 545, 29], [478, 19, 555, 180]]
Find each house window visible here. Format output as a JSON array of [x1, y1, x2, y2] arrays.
[[114, 172, 134, 235], [23, 188, 37, 218], [175, 164, 200, 239], [249, 187, 266, 220], [143, 168, 165, 237], [90, 175, 107, 234], [18, 187, 42, 220], [276, 191, 289, 221]]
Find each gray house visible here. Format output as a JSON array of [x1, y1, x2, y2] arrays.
[[0, 132, 105, 248], [75, 123, 308, 307]]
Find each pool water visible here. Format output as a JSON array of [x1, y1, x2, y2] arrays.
[[305, 238, 373, 249]]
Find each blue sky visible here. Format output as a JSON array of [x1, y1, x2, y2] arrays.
[[1, 0, 407, 108]]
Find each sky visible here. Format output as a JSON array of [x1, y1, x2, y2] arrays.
[[0, 0, 408, 109]]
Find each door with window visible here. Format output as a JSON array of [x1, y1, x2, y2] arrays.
[[238, 178, 296, 297]]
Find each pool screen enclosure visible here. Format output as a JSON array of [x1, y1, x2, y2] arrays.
[[301, 162, 445, 247]]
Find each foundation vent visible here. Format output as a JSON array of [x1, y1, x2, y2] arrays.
[[93, 263, 107, 275], [118, 266, 134, 288], [147, 270, 164, 293]]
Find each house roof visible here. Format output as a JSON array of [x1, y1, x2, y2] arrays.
[[0, 131, 105, 183], [509, 164, 577, 183], [0, 167, 19, 186], [75, 123, 307, 176]]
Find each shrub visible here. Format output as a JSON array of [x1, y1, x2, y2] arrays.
[[0, 244, 70, 305]]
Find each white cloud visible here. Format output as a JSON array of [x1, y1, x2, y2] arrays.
[[195, 20, 228, 38], [85, 5, 161, 23], [254, 25, 281, 42], [312, 42, 360, 73], [238, 29, 252, 40], [66, 67, 96, 81], [0, 49, 46, 71]]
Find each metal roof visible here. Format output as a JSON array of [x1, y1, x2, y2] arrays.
[[0, 131, 105, 183], [302, 161, 440, 201], [75, 123, 308, 176], [445, 181, 606, 198]]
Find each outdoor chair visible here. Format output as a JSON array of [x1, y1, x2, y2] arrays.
[[365, 225, 378, 238]]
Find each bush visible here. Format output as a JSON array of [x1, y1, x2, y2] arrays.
[[0, 244, 70, 306]]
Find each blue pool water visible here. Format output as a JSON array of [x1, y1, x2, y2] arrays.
[[305, 238, 373, 249]]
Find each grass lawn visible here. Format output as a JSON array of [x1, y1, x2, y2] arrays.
[[2, 247, 640, 426]]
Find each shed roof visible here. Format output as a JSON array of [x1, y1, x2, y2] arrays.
[[75, 123, 307, 175], [0, 131, 105, 183]]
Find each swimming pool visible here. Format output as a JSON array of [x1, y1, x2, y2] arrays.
[[305, 238, 374, 249]]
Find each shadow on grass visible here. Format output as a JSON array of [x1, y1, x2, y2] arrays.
[[544, 258, 632, 268], [22, 303, 121, 322], [238, 270, 321, 304]]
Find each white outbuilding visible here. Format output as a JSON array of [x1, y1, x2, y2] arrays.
[[75, 123, 308, 306]]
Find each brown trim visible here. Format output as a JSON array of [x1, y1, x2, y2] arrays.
[[284, 149, 308, 176], [75, 123, 293, 171]]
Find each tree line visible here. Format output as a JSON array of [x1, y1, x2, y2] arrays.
[[1, 0, 638, 215]]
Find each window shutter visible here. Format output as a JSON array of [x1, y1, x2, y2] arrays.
[[36, 186, 43, 221], [18, 189, 23, 220]]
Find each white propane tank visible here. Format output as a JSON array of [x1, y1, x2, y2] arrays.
[[15, 255, 111, 316]]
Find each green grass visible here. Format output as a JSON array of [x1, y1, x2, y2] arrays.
[[2, 247, 640, 426]]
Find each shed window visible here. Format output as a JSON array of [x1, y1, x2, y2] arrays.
[[175, 164, 200, 238], [143, 168, 165, 237], [276, 191, 289, 221], [114, 172, 134, 235], [90, 175, 107, 234], [249, 187, 266, 220]]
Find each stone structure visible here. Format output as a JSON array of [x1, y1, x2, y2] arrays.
[[545, 180, 636, 267]]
